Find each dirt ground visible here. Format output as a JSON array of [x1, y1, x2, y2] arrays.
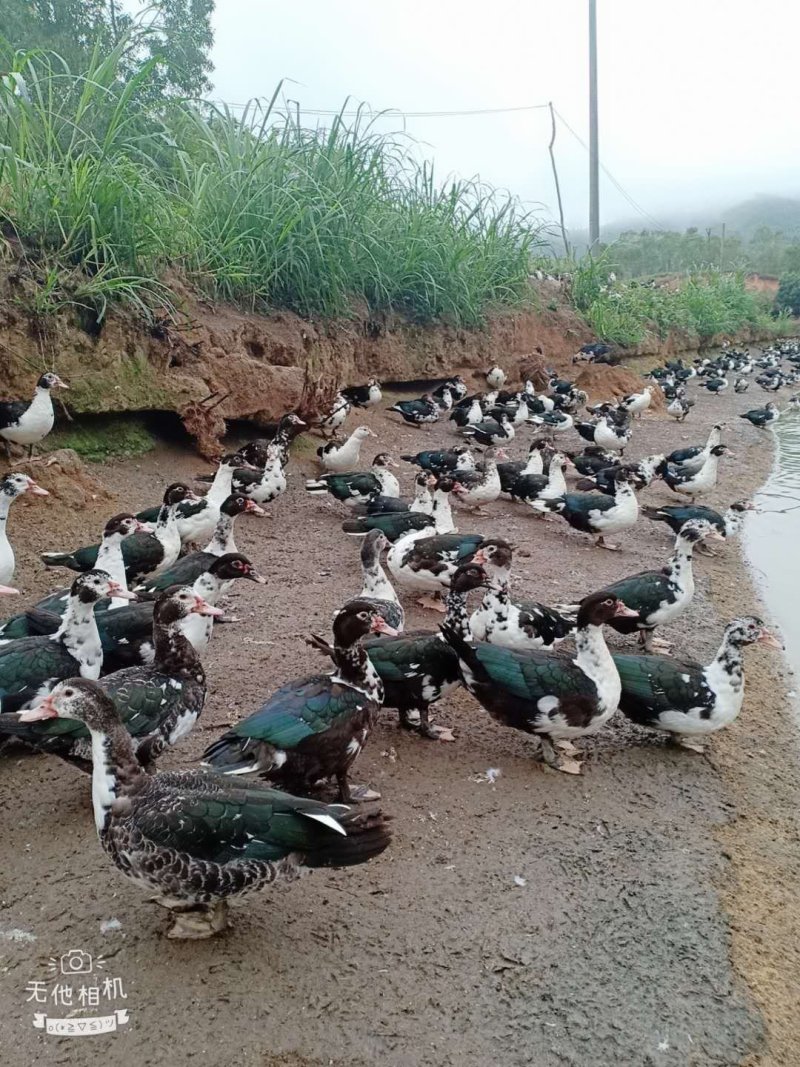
[[1, 362, 799, 1067]]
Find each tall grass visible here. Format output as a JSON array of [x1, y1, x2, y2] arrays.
[[0, 42, 545, 326], [570, 253, 788, 346]]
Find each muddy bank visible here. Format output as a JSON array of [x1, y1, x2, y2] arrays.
[[1, 364, 799, 1066]]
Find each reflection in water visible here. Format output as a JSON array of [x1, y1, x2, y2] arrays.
[[745, 411, 800, 673]]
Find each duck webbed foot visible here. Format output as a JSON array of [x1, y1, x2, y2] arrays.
[[674, 735, 706, 754], [540, 737, 583, 775], [348, 783, 382, 802], [417, 593, 447, 613], [595, 535, 621, 551], [164, 900, 230, 940]]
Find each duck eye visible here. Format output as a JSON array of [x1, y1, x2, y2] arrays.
[[64, 688, 74, 697]]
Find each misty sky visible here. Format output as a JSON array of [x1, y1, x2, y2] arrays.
[[209, 0, 800, 234]]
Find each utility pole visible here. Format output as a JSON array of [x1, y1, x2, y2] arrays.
[[588, 0, 600, 248]]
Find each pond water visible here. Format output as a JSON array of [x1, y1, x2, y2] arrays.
[[745, 409, 800, 676]]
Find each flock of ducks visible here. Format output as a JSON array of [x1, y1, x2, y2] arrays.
[[0, 344, 792, 940]]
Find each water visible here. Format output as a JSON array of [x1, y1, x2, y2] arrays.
[[745, 410, 800, 674]]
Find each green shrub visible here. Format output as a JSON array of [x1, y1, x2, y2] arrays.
[[775, 273, 800, 316]]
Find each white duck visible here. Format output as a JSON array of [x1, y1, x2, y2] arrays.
[[0, 372, 69, 457], [485, 365, 507, 389], [618, 385, 654, 419], [319, 391, 351, 436], [0, 472, 49, 585], [317, 426, 377, 472]]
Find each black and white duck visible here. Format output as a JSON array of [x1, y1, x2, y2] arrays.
[[202, 601, 397, 802], [739, 402, 780, 429], [0, 570, 133, 712], [386, 525, 488, 610], [485, 365, 507, 389], [388, 394, 440, 427], [43, 483, 196, 584], [509, 452, 569, 508], [569, 445, 619, 477], [238, 413, 307, 469], [351, 470, 430, 518], [700, 376, 729, 394], [462, 411, 515, 446], [443, 590, 638, 774], [319, 391, 351, 436], [528, 410, 574, 437], [666, 425, 722, 474], [0, 472, 49, 585], [469, 540, 575, 650], [449, 395, 485, 428], [733, 377, 750, 394], [613, 617, 782, 752], [343, 530, 404, 632], [428, 475, 458, 534], [617, 385, 655, 418], [576, 414, 632, 454], [0, 587, 221, 769], [17, 678, 391, 939], [433, 376, 467, 402], [134, 495, 263, 596], [497, 440, 549, 494], [341, 511, 435, 541], [451, 447, 505, 512], [341, 379, 382, 408], [227, 444, 287, 506], [317, 425, 377, 472], [138, 454, 250, 547], [667, 395, 694, 421], [310, 562, 487, 742], [572, 519, 722, 653], [642, 500, 755, 550], [538, 468, 640, 549], [0, 372, 68, 458], [575, 453, 665, 494], [305, 452, 394, 508], [400, 446, 476, 475], [659, 444, 732, 501]]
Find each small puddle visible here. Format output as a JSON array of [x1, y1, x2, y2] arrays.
[[745, 411, 800, 676]]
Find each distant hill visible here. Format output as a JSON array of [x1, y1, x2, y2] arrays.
[[722, 196, 800, 239]]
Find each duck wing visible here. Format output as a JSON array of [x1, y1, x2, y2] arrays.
[[613, 653, 707, 723]]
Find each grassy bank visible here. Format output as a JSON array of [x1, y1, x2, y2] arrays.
[[0, 40, 545, 328], [570, 256, 792, 347]]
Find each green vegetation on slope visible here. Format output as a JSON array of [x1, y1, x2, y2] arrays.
[[0, 39, 545, 328], [44, 415, 156, 461]]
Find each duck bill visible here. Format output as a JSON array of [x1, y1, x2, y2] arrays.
[[108, 582, 136, 600], [244, 570, 267, 584], [26, 480, 49, 497], [52, 376, 69, 390], [613, 602, 639, 619], [132, 519, 149, 532], [245, 500, 266, 516], [371, 617, 398, 637], [192, 595, 225, 617], [706, 529, 726, 543], [0, 584, 19, 595], [471, 548, 488, 565], [757, 629, 784, 651], [19, 694, 59, 721]]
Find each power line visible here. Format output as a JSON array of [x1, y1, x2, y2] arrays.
[[553, 107, 668, 231], [210, 100, 551, 119]]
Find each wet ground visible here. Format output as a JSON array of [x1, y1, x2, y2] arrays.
[[1, 368, 799, 1067]]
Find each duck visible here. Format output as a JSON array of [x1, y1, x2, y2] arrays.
[[386, 526, 488, 610], [0, 372, 69, 457], [667, 396, 694, 422], [497, 440, 548, 494], [433, 376, 467, 402], [701, 376, 729, 394], [575, 453, 665, 494], [341, 511, 435, 541], [569, 446, 619, 477], [666, 425, 722, 475], [618, 385, 655, 419], [138, 454, 250, 547], [388, 394, 440, 427], [739, 402, 780, 429], [485, 365, 507, 390], [428, 475, 458, 534], [201, 601, 397, 802], [522, 381, 555, 413], [733, 377, 750, 394], [538, 469, 640, 549], [343, 530, 404, 632], [442, 590, 638, 774], [306, 462, 384, 508], [449, 395, 485, 428], [354, 469, 432, 518], [319, 391, 351, 437], [462, 412, 515, 446], [433, 386, 454, 413], [134, 495, 263, 596], [341, 379, 382, 408], [400, 446, 476, 474], [238, 413, 307, 468], [469, 540, 575, 650], [613, 617, 782, 752], [451, 447, 504, 512], [0, 472, 50, 585], [0, 587, 221, 770], [43, 484, 197, 583], [227, 445, 287, 505], [572, 519, 723, 653], [0, 570, 133, 712], [317, 425, 377, 472], [509, 452, 570, 508], [408, 471, 434, 514], [576, 414, 631, 454], [309, 563, 487, 742], [528, 410, 574, 436], [17, 678, 391, 939], [659, 444, 731, 501], [642, 500, 754, 550]]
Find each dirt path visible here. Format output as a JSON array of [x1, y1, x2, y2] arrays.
[[1, 367, 799, 1067]]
